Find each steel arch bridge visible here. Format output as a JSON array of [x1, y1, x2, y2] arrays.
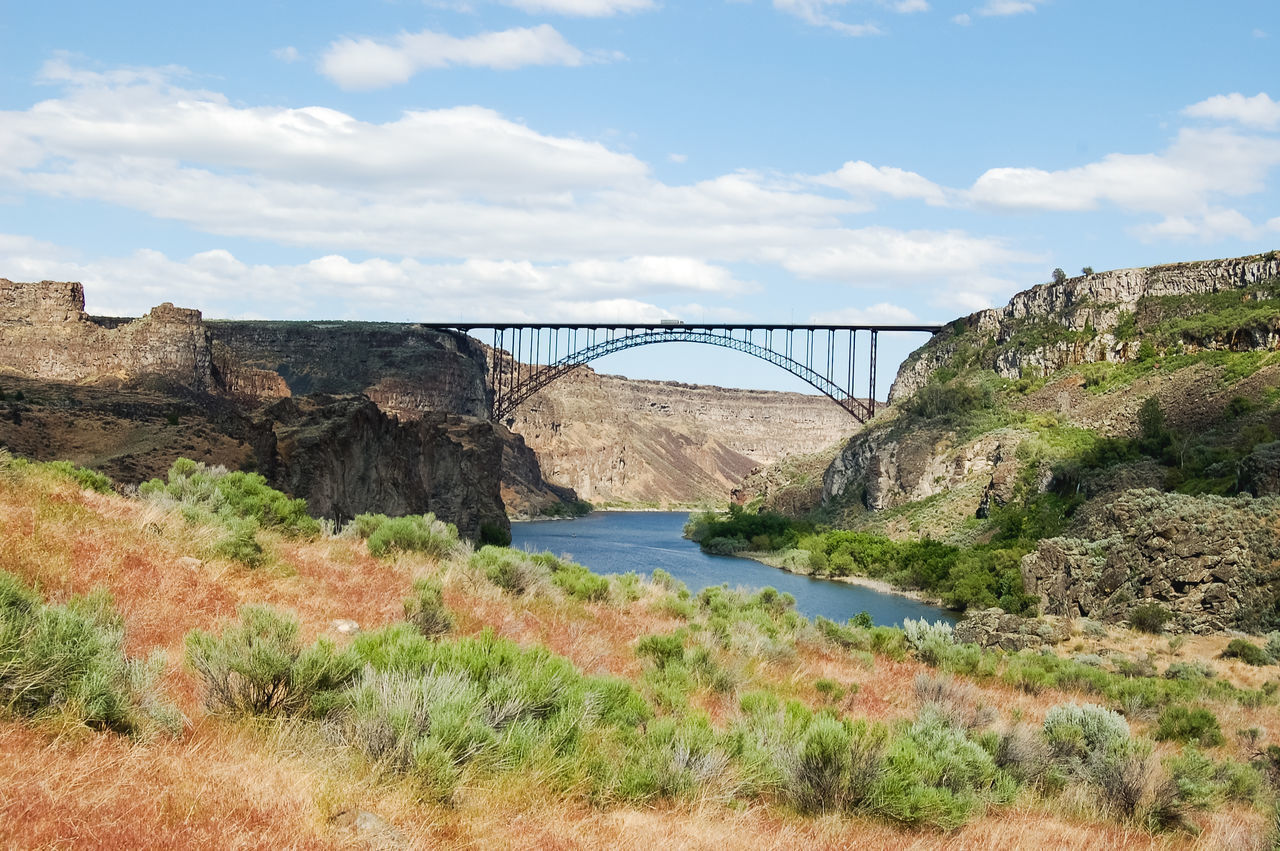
[[419, 322, 943, 423]]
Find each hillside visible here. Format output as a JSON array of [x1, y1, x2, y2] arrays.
[[717, 251, 1280, 635], [509, 366, 856, 508], [4, 454, 1280, 848]]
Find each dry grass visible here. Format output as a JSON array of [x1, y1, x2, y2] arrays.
[[1, 464, 1277, 848]]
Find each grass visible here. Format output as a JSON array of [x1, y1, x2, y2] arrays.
[[2, 449, 1280, 845]]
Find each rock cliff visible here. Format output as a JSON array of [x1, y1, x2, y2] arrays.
[[0, 280, 509, 539], [1020, 489, 1280, 633], [508, 366, 857, 506], [891, 253, 1280, 403]]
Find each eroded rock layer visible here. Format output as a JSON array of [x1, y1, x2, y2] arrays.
[[510, 367, 857, 506]]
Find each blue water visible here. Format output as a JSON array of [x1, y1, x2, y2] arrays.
[[510, 511, 957, 627]]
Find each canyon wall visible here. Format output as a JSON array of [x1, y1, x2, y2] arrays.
[[0, 279, 509, 538], [510, 367, 857, 505], [891, 253, 1280, 402]]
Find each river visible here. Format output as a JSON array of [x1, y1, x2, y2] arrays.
[[510, 511, 957, 627]]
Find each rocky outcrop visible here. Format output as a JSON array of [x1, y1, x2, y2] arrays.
[[954, 608, 1069, 651], [1020, 489, 1280, 633], [822, 424, 1027, 513], [0, 280, 216, 390], [497, 426, 580, 518], [208, 321, 489, 418], [891, 253, 1280, 402], [511, 367, 856, 506], [255, 396, 508, 541]]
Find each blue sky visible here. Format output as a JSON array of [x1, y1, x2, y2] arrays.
[[1, 1, 1278, 397]]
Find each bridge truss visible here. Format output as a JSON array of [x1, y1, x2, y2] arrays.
[[419, 323, 943, 423]]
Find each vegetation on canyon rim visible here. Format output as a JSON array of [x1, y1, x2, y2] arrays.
[[4, 451, 1280, 846]]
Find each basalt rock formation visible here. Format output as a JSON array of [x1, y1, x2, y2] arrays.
[[1020, 489, 1280, 634], [891, 253, 1280, 403], [0, 279, 511, 539]]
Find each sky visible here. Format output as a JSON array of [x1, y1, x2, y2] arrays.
[[1, 1, 1278, 398]]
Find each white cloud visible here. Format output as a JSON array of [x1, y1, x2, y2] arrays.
[[0, 62, 1026, 300], [319, 25, 589, 90], [968, 127, 1280, 214], [772, 0, 882, 36], [952, 13, 971, 25], [668, 152, 688, 164], [272, 46, 300, 63], [1132, 207, 1259, 243], [810, 302, 918, 324], [813, 160, 948, 205], [1183, 92, 1280, 130], [0, 236, 752, 321], [499, 0, 656, 15], [976, 0, 1046, 16], [1254, 28, 1268, 39], [887, 0, 929, 12]]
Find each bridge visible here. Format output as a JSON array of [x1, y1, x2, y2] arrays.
[[420, 322, 944, 423]]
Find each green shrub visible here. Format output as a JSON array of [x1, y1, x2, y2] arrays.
[[814, 678, 845, 704], [140, 459, 319, 538], [45, 460, 113, 494], [470, 547, 549, 595], [1042, 703, 1130, 761], [403, 579, 454, 637], [185, 604, 359, 717], [358, 513, 460, 560], [1164, 661, 1214, 681], [902, 618, 955, 651], [1223, 639, 1273, 666], [636, 633, 686, 670], [347, 625, 649, 800], [478, 521, 511, 546], [214, 518, 266, 567], [874, 709, 1010, 830], [1129, 603, 1172, 634], [0, 572, 177, 735], [1154, 705, 1225, 747], [790, 716, 887, 814]]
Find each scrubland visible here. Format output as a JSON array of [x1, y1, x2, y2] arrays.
[[2, 454, 1280, 849]]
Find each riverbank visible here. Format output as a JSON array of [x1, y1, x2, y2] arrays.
[[727, 549, 951, 610]]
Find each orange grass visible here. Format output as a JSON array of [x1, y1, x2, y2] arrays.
[[1, 465, 1277, 848]]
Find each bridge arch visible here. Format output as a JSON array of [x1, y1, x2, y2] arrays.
[[421, 322, 943, 423]]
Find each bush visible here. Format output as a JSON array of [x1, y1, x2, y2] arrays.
[[0, 571, 176, 735], [356, 513, 460, 560], [636, 633, 686, 670], [348, 625, 649, 800], [140, 459, 319, 538], [790, 716, 887, 814], [1042, 703, 1130, 761], [1154, 705, 1225, 747], [403, 579, 453, 637], [902, 618, 955, 651], [45, 460, 113, 494], [1129, 602, 1172, 634], [214, 518, 265, 567], [1223, 639, 1273, 666], [470, 547, 549, 596], [874, 709, 1010, 830], [185, 605, 359, 717], [1164, 661, 1214, 681]]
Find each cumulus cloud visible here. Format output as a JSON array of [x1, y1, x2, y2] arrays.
[[968, 127, 1280, 214], [0, 61, 1030, 312], [1184, 92, 1280, 130], [0, 235, 751, 321], [319, 25, 590, 90], [813, 160, 949, 205]]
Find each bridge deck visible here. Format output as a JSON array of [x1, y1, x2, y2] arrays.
[[420, 322, 945, 333]]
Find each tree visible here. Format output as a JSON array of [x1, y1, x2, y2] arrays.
[[1052, 268, 1067, 285], [1081, 266, 1094, 276]]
